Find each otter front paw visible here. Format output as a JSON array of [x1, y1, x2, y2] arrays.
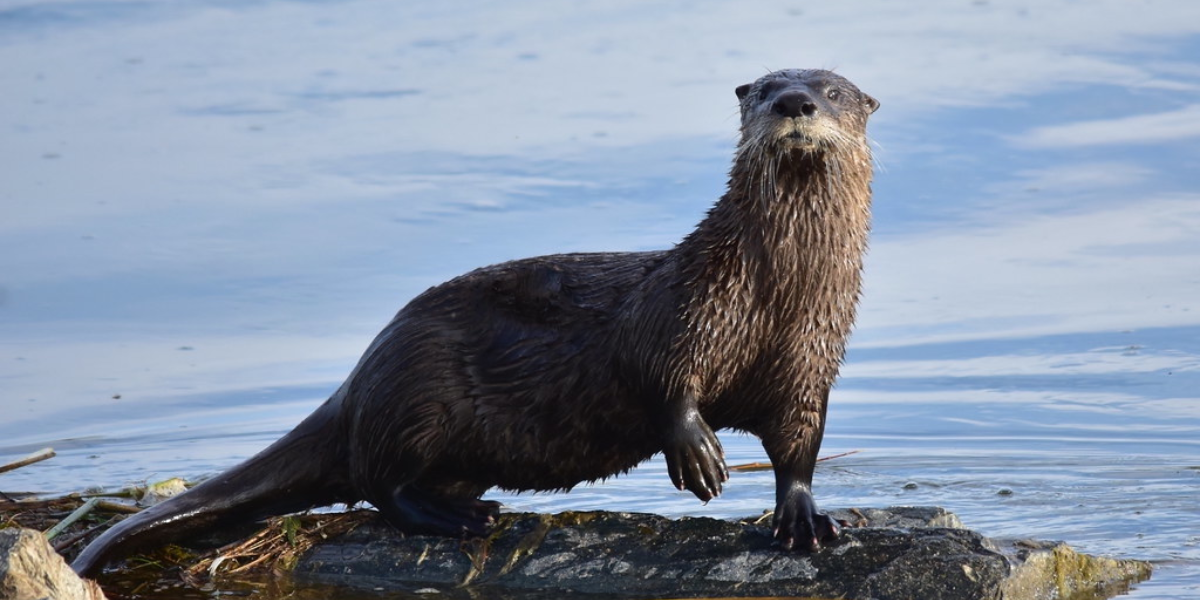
[[773, 484, 841, 551], [664, 409, 728, 502]]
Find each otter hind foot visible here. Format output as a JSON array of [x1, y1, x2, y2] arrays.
[[773, 484, 843, 552], [379, 487, 501, 537]]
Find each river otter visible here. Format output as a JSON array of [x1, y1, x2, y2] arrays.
[[73, 68, 879, 576]]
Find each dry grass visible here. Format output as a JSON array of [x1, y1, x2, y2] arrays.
[[181, 510, 375, 585]]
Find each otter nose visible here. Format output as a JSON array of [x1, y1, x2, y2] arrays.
[[772, 91, 818, 118]]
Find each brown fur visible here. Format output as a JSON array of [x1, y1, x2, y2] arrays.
[[73, 68, 879, 575]]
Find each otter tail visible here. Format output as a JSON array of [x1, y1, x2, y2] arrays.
[[72, 396, 349, 577]]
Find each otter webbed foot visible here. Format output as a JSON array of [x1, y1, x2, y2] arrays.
[[773, 482, 842, 551], [664, 407, 728, 502], [378, 486, 501, 537]]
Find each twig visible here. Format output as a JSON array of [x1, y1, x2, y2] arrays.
[[728, 450, 861, 473], [52, 519, 112, 553], [96, 500, 142, 514], [0, 448, 56, 475], [79, 490, 133, 499], [727, 461, 773, 473], [45, 497, 100, 541], [816, 449, 861, 462]]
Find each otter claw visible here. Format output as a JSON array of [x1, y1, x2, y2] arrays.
[[664, 410, 726, 502], [773, 483, 839, 552]]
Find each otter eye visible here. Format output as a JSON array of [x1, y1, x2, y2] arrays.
[[826, 88, 841, 101]]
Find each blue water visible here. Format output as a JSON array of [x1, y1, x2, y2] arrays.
[[2, 1, 1198, 597]]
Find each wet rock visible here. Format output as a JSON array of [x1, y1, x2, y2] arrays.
[[293, 507, 1151, 600], [1000, 538, 1153, 600], [0, 528, 107, 600]]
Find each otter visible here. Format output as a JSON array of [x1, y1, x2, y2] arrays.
[[73, 68, 879, 576]]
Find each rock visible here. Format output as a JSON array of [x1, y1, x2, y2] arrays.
[[137, 477, 188, 507], [0, 528, 107, 600], [1000, 538, 1153, 600], [291, 507, 1150, 600]]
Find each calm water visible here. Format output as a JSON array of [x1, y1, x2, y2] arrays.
[[2, 1, 1198, 598]]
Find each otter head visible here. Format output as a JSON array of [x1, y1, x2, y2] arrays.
[[735, 69, 879, 155]]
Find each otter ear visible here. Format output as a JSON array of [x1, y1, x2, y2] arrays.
[[735, 83, 752, 101], [862, 93, 880, 114]]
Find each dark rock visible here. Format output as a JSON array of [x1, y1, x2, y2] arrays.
[[293, 507, 1151, 600], [0, 528, 108, 600]]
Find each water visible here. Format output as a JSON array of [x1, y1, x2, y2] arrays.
[[1, 1, 1198, 597]]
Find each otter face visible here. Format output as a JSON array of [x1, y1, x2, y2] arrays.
[[735, 69, 879, 153]]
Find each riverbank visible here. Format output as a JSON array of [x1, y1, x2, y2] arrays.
[[0, 492, 1151, 600]]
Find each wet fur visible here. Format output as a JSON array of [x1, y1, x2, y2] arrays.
[[73, 68, 878, 575]]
